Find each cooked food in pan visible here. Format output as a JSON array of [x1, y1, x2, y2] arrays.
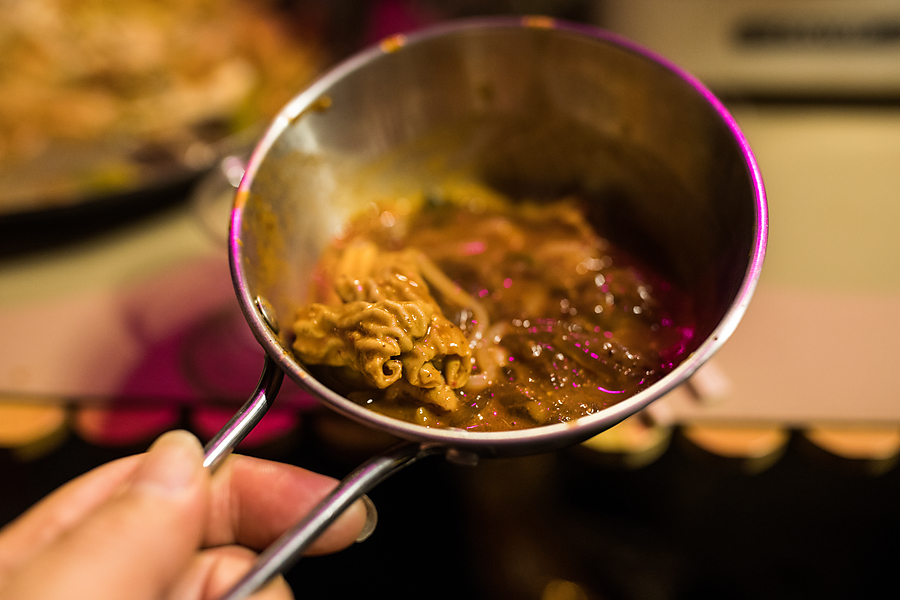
[[292, 184, 697, 432]]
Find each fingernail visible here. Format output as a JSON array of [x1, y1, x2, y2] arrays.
[[131, 430, 204, 497], [355, 495, 378, 543]]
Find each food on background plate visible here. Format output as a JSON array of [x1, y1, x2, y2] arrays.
[[291, 184, 698, 432], [0, 0, 323, 210]]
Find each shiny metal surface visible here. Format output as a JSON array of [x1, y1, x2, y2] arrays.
[[231, 16, 767, 456], [202, 355, 283, 471], [212, 17, 769, 599], [218, 441, 439, 600]]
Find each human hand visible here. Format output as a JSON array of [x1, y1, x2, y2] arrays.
[[0, 430, 370, 600]]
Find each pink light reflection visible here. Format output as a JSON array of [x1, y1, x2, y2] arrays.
[[460, 241, 486, 256]]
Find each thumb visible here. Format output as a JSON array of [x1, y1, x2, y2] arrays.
[[1, 430, 208, 600]]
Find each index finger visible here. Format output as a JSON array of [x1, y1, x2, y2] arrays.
[[203, 454, 370, 556]]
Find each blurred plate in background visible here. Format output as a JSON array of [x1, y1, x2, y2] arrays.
[[0, 0, 326, 218]]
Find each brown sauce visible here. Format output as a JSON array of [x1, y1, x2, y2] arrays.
[[292, 185, 697, 432]]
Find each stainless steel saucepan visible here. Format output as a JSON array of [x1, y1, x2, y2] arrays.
[[201, 17, 768, 599]]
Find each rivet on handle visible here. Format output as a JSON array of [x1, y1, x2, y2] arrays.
[[254, 296, 280, 334]]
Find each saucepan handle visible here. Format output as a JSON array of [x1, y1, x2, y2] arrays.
[[216, 440, 439, 600], [199, 354, 444, 600], [202, 354, 285, 471]]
